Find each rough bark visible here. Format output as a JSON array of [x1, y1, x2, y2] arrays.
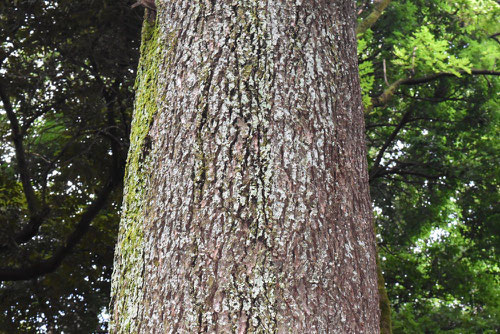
[[111, 1, 380, 332]]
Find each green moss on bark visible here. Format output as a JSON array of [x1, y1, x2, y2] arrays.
[[378, 257, 393, 334], [110, 19, 179, 332], [120, 19, 161, 277]]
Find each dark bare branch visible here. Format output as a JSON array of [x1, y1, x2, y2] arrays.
[[0, 79, 40, 215], [369, 110, 412, 181], [131, 0, 156, 11], [0, 168, 122, 281], [366, 69, 500, 113]]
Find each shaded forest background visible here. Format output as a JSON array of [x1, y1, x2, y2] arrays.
[[0, 0, 498, 332]]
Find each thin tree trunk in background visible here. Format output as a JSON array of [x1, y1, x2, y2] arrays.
[[110, 1, 380, 332]]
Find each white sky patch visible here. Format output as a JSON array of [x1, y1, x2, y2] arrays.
[[412, 195, 463, 254], [99, 307, 111, 326], [428, 227, 450, 243]]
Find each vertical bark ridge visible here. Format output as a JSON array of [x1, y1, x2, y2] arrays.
[[111, 1, 380, 332]]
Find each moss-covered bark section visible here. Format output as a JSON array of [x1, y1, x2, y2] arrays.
[[109, 20, 161, 333], [378, 257, 393, 334]]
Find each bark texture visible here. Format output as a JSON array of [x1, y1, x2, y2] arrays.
[[111, 1, 380, 332]]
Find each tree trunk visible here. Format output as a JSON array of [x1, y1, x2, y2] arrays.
[[110, 1, 380, 332]]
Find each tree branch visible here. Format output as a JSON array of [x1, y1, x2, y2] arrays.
[[489, 32, 500, 45], [0, 79, 41, 216], [367, 78, 405, 113], [357, 0, 393, 36], [366, 69, 500, 113], [0, 168, 122, 281], [369, 109, 412, 181], [377, 168, 442, 180], [371, 159, 443, 182], [401, 69, 500, 86]]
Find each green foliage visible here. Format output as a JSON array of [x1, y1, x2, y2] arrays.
[[359, 0, 499, 332], [392, 25, 472, 76], [358, 29, 376, 108]]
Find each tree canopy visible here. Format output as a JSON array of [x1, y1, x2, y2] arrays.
[[0, 0, 498, 332], [358, 0, 499, 331], [0, 0, 141, 331]]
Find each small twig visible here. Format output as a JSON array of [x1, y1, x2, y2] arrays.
[[383, 59, 389, 86], [410, 47, 417, 77]]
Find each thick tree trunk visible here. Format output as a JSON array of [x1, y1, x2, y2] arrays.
[[110, 1, 380, 332]]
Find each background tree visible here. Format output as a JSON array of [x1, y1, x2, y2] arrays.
[[358, 0, 499, 332], [0, 0, 141, 331]]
